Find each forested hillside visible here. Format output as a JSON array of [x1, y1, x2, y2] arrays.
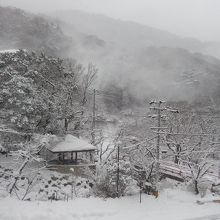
[[54, 10, 220, 59], [0, 6, 71, 56], [0, 4, 220, 215], [1, 6, 220, 105], [52, 10, 220, 104]]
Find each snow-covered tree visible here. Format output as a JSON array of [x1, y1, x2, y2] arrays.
[[0, 50, 98, 135], [3, 135, 49, 199], [164, 110, 217, 194]]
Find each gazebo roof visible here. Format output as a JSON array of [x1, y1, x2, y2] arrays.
[[50, 134, 96, 153]]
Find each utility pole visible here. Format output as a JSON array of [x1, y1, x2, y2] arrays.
[[150, 101, 181, 189], [149, 101, 180, 188], [116, 144, 120, 198], [91, 89, 96, 144], [149, 100, 166, 192], [156, 101, 161, 186], [70, 168, 74, 200]]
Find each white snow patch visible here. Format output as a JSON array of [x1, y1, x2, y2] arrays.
[[51, 134, 96, 153], [0, 144, 6, 153], [0, 189, 220, 220], [0, 49, 19, 54]]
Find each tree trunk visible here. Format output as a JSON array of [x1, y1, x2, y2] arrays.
[[9, 158, 29, 195], [174, 155, 178, 164], [194, 180, 199, 195], [174, 144, 181, 164], [64, 118, 68, 132]]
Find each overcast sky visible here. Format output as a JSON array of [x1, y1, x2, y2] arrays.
[[2, 0, 220, 42]]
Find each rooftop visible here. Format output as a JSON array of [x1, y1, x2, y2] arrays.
[[50, 134, 96, 153]]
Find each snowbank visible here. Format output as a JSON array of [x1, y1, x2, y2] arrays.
[[0, 189, 220, 220]]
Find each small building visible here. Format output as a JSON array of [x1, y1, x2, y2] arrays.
[[46, 134, 97, 169]]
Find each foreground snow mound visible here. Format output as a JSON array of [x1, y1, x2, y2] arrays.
[[0, 189, 220, 220]]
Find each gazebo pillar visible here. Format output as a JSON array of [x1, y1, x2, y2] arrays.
[[58, 153, 61, 161], [75, 152, 78, 164], [62, 152, 65, 161], [90, 152, 93, 162]]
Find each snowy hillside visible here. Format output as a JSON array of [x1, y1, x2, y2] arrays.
[[0, 6, 71, 56], [0, 3, 220, 220], [52, 10, 220, 102]]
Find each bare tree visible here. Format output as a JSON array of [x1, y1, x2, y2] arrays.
[[164, 111, 216, 194], [81, 63, 98, 106]]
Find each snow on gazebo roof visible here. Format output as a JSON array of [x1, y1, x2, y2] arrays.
[[50, 134, 96, 153], [0, 49, 19, 54]]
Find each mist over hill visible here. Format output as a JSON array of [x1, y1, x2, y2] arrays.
[[53, 10, 220, 59], [51, 10, 220, 104], [0, 6, 220, 105], [1, 1, 220, 213], [0, 6, 71, 56]]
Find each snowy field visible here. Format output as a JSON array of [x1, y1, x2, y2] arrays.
[[0, 189, 220, 220]]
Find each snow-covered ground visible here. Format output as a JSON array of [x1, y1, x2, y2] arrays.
[[0, 49, 19, 53], [0, 189, 220, 220]]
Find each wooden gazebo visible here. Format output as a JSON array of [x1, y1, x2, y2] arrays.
[[47, 134, 97, 166]]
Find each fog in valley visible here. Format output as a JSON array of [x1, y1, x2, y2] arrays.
[[1, 1, 220, 217], [1, 0, 220, 103]]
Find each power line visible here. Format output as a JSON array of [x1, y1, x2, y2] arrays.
[[152, 131, 219, 137]]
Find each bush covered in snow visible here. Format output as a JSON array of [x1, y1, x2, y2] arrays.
[[33, 173, 94, 201], [94, 159, 135, 198], [0, 163, 95, 201]]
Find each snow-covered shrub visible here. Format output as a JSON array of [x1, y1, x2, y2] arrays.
[[211, 182, 220, 195], [0, 50, 97, 135], [0, 165, 14, 198], [0, 164, 95, 201], [94, 159, 134, 198], [185, 178, 213, 197], [0, 144, 7, 153], [34, 173, 94, 201], [197, 180, 213, 197]]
